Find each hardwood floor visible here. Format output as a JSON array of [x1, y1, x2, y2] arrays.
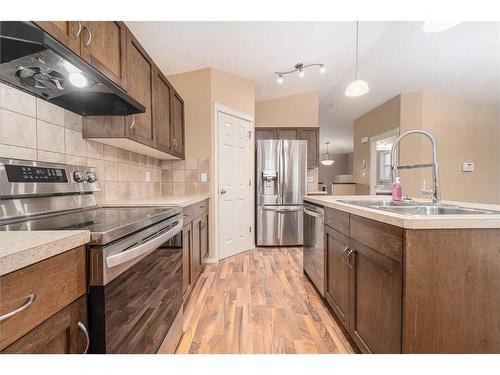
[[176, 247, 355, 354]]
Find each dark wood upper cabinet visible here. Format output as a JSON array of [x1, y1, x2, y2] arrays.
[[277, 128, 299, 140], [154, 69, 173, 153], [298, 128, 319, 169], [79, 21, 127, 88], [35, 21, 82, 55], [325, 226, 350, 329], [348, 239, 402, 354], [255, 129, 277, 141], [170, 91, 185, 158], [125, 29, 155, 147]]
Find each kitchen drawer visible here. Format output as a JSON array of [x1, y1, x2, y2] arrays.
[[324, 207, 350, 236], [349, 215, 403, 263], [2, 295, 88, 354], [0, 246, 86, 350], [184, 199, 209, 224]]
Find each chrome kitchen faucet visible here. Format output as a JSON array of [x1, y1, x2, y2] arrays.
[[390, 130, 441, 205]]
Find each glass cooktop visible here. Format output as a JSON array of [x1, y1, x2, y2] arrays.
[[0, 206, 182, 245]]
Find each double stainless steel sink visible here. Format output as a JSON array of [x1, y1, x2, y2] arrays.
[[338, 200, 500, 216]]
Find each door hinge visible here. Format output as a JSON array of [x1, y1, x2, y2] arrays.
[[249, 179, 251, 186], [249, 226, 252, 233], [248, 130, 252, 139]]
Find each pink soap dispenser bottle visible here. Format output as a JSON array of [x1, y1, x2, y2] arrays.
[[392, 177, 402, 202]]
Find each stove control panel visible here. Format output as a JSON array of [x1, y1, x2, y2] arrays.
[[5, 164, 68, 183]]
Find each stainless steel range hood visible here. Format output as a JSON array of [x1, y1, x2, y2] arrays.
[[0, 21, 145, 116]]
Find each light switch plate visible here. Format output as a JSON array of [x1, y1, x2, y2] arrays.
[[462, 162, 475, 172], [361, 136, 369, 144], [145, 171, 151, 181], [200, 172, 208, 182]]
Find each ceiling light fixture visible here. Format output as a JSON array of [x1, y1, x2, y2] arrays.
[[422, 21, 461, 33], [321, 141, 335, 166], [345, 21, 369, 97], [275, 62, 325, 84]]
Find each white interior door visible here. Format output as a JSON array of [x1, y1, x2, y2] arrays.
[[218, 112, 253, 259]]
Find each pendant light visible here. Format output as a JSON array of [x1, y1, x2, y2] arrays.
[[321, 141, 335, 166], [345, 22, 370, 97]]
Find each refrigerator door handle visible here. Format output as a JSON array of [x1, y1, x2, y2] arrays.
[[262, 206, 303, 212]]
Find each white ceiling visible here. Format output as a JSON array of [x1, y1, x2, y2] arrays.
[[127, 21, 499, 153]]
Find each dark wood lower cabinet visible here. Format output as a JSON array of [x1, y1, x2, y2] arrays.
[[182, 199, 209, 300], [2, 296, 88, 354], [349, 240, 402, 354], [191, 215, 202, 284], [325, 226, 350, 328], [182, 223, 193, 295], [324, 210, 403, 354]]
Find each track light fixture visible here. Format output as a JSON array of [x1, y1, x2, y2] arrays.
[[275, 62, 325, 84]]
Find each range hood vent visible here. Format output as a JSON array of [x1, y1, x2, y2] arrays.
[[0, 21, 145, 116]]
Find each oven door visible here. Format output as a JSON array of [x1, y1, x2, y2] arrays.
[[89, 216, 183, 354]]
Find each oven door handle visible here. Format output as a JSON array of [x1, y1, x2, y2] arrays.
[[105, 219, 184, 268]]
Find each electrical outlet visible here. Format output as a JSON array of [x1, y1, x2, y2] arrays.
[[307, 176, 314, 183], [462, 162, 475, 172], [145, 171, 151, 181], [200, 172, 208, 182]]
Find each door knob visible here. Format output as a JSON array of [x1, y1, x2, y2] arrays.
[[220, 188, 227, 194]]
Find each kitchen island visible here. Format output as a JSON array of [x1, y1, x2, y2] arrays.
[[303, 195, 500, 354]]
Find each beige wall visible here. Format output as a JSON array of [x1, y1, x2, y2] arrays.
[[401, 92, 500, 204], [211, 68, 255, 116], [318, 153, 351, 183], [353, 96, 401, 191], [353, 91, 500, 204], [255, 91, 319, 127], [168, 68, 212, 159], [168, 68, 255, 260]]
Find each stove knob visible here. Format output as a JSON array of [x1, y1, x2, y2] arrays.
[[86, 171, 97, 183], [73, 171, 84, 182]]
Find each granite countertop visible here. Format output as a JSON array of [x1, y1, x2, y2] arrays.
[[303, 195, 500, 229], [102, 194, 210, 208], [0, 230, 90, 276]]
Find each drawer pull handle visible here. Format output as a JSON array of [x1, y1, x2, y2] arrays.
[[0, 293, 36, 322], [346, 248, 355, 268], [342, 247, 349, 266], [77, 321, 90, 354], [73, 21, 82, 38], [82, 25, 92, 46]]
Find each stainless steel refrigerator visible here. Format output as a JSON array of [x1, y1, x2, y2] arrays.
[[256, 140, 307, 246]]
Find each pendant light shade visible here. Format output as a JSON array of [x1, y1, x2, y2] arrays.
[[321, 141, 335, 166], [345, 22, 369, 97], [345, 79, 370, 97]]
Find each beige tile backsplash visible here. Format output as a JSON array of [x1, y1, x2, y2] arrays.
[[161, 158, 210, 196], [0, 83, 163, 203]]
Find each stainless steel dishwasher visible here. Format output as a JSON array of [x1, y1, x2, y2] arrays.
[[303, 203, 325, 296]]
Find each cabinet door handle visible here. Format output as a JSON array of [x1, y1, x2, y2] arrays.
[[73, 21, 82, 38], [77, 321, 90, 354], [346, 248, 355, 268], [342, 247, 349, 266], [0, 293, 36, 322], [82, 25, 92, 46], [129, 115, 136, 130]]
